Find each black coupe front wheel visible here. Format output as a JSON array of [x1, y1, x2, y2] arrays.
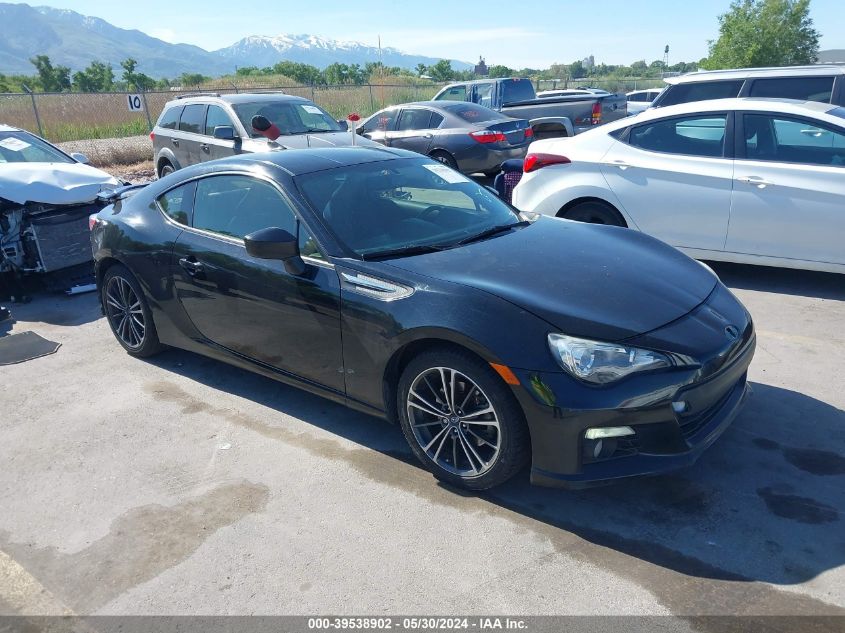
[[398, 348, 529, 490], [102, 264, 164, 357]]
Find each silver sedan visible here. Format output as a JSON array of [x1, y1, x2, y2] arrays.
[[357, 101, 533, 176]]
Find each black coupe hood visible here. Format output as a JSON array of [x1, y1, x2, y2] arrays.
[[385, 216, 718, 341]]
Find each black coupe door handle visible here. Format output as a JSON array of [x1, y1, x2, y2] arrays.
[[178, 257, 204, 276], [200, 143, 209, 152]]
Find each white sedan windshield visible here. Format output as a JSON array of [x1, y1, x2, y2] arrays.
[[0, 131, 73, 164]]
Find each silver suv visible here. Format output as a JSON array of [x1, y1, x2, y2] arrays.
[[152, 92, 379, 177], [651, 65, 845, 109]]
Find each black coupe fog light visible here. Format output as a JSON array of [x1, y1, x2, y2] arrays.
[[583, 437, 619, 460], [583, 426, 635, 461]]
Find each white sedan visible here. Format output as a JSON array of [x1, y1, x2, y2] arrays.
[[512, 98, 845, 274]]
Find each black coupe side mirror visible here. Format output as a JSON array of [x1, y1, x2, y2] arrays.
[[336, 119, 349, 131], [244, 227, 305, 275]]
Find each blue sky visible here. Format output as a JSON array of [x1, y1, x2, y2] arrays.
[[36, 0, 844, 68]]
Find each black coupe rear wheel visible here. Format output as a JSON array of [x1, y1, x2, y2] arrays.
[[102, 264, 164, 357], [398, 348, 529, 490]]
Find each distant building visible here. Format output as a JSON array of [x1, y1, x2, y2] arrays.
[[474, 56, 489, 77], [582, 55, 595, 70]]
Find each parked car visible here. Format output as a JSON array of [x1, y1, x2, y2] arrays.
[[357, 102, 533, 175], [512, 98, 845, 274], [650, 65, 845, 109], [0, 124, 118, 291], [92, 146, 755, 490], [626, 89, 663, 115], [151, 92, 381, 177], [432, 78, 627, 138]]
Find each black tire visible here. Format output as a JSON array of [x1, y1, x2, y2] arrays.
[[397, 347, 530, 490], [102, 263, 164, 358], [428, 150, 459, 171], [158, 161, 175, 179], [561, 200, 626, 227]]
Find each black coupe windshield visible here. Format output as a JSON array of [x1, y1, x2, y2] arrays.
[[232, 101, 343, 137], [0, 131, 73, 164], [297, 159, 521, 258]]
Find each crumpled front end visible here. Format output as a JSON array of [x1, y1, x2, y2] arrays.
[[1, 197, 106, 276]]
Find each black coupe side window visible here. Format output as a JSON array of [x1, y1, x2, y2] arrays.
[[192, 175, 297, 240]]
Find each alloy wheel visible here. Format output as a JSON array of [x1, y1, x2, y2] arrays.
[[406, 367, 501, 477], [105, 276, 146, 349]]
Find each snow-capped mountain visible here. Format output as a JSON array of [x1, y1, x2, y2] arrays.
[[0, 3, 471, 78], [214, 34, 472, 71]]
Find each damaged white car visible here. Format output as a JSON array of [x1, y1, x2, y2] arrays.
[[0, 125, 120, 290]]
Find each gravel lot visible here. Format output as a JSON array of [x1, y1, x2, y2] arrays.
[[1, 262, 843, 623]]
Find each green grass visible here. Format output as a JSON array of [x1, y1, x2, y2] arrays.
[[42, 119, 150, 143]]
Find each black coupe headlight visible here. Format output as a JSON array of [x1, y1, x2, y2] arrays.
[[548, 333, 671, 384]]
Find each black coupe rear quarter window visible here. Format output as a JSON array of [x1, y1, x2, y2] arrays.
[[157, 182, 194, 225]]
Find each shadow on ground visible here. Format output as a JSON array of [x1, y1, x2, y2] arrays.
[[146, 338, 845, 591], [708, 261, 845, 301], [0, 291, 102, 330]]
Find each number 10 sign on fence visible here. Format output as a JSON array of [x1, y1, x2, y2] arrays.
[[127, 93, 153, 130]]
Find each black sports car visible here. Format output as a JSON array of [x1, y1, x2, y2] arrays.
[[91, 147, 755, 490]]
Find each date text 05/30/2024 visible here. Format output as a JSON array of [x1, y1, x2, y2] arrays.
[[307, 617, 528, 630]]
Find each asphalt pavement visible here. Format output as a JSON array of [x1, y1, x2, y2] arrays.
[[1, 262, 843, 621]]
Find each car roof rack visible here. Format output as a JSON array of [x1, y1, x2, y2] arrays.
[[175, 92, 221, 99]]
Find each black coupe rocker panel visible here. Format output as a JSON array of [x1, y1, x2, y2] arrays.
[[91, 147, 755, 490]]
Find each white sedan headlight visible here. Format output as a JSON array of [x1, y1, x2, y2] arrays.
[[548, 333, 671, 384]]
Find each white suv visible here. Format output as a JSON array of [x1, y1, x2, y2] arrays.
[[651, 65, 845, 109]]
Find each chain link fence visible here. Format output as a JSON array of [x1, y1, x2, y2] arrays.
[[0, 78, 671, 144], [534, 78, 666, 93], [0, 82, 445, 144]]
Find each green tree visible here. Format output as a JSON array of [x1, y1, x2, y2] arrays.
[[30, 55, 71, 92], [703, 0, 819, 69], [72, 61, 114, 92], [428, 59, 454, 82], [415, 63, 428, 77], [180, 72, 209, 87], [236, 66, 261, 76], [120, 58, 155, 91], [569, 60, 586, 79], [271, 61, 322, 84], [487, 64, 514, 78], [323, 62, 346, 84]]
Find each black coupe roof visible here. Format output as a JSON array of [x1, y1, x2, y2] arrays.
[[215, 146, 420, 176]]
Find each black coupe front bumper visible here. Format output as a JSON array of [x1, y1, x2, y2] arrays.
[[511, 322, 755, 489]]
